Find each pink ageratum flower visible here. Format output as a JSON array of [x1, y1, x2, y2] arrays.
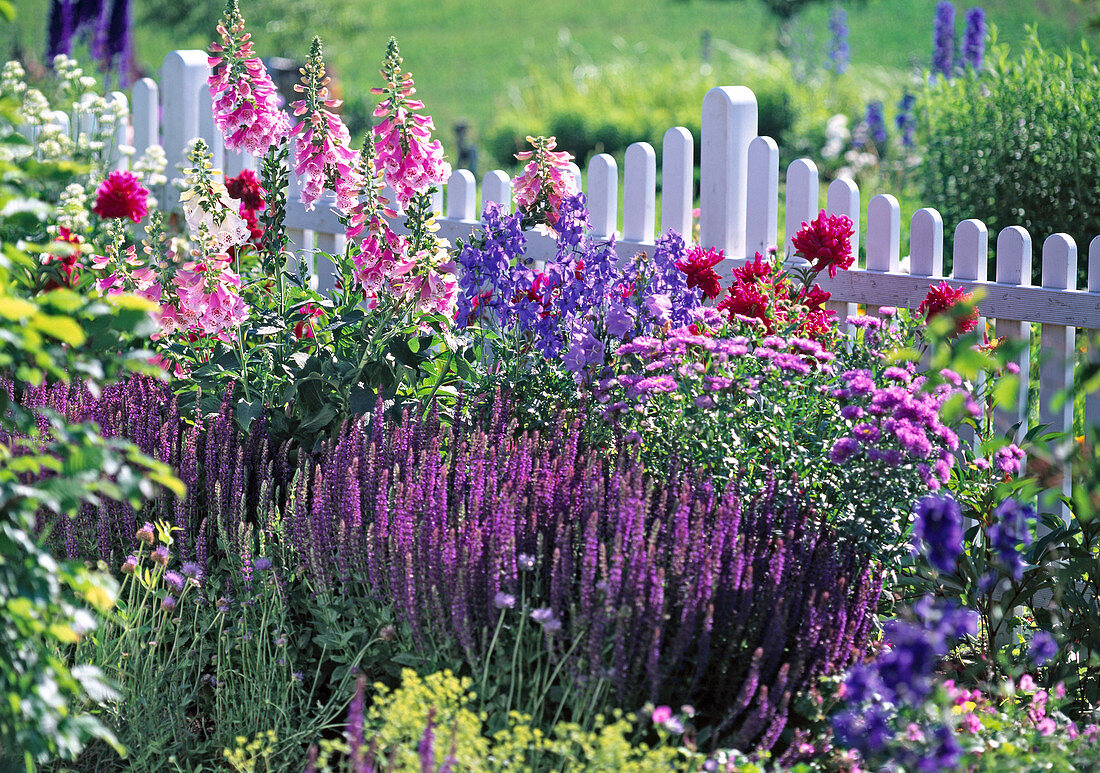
[[511, 135, 578, 226], [92, 170, 149, 222], [791, 209, 855, 278], [208, 1, 291, 157], [370, 38, 451, 211], [290, 37, 362, 211]]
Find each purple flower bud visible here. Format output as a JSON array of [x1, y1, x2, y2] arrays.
[[161, 594, 177, 611]]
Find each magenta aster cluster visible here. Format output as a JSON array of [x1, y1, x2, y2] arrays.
[[92, 170, 149, 223], [207, 0, 291, 157], [370, 37, 451, 211], [290, 37, 362, 211], [829, 364, 970, 490]]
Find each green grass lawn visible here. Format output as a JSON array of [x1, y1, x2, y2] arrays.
[[4, 0, 1095, 159]]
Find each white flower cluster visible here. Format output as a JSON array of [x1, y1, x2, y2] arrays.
[[55, 183, 90, 234], [132, 144, 168, 207], [53, 55, 97, 106], [180, 181, 251, 254], [0, 60, 26, 100]]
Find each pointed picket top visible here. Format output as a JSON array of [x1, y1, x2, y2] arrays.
[[661, 127, 694, 239], [746, 136, 779, 258], [587, 153, 618, 239], [481, 170, 512, 214], [700, 86, 757, 257], [866, 194, 901, 272], [446, 169, 476, 221], [623, 142, 656, 244], [909, 208, 943, 279], [784, 159, 819, 257]]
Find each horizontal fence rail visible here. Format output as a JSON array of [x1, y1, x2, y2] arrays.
[[32, 49, 1100, 512]]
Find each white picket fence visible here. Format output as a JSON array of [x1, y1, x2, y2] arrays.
[[58, 51, 1100, 496]]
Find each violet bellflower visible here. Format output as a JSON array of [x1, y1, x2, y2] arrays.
[[986, 498, 1035, 580], [895, 93, 917, 149], [911, 493, 963, 574]]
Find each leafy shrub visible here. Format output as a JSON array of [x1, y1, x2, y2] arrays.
[[916, 34, 1100, 281], [486, 43, 894, 170], [301, 668, 783, 772]]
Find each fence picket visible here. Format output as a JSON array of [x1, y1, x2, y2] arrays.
[[784, 159, 818, 256], [661, 127, 694, 240], [130, 78, 159, 157], [481, 170, 511, 214], [866, 194, 900, 272], [623, 142, 656, 244], [446, 169, 476, 221], [587, 153, 618, 239], [994, 227, 1032, 439], [1088, 235, 1100, 430], [953, 219, 989, 332], [160, 50, 210, 182], [107, 92, 129, 170], [909, 208, 944, 285], [1039, 234, 1077, 517], [197, 86, 224, 172], [566, 162, 582, 197], [746, 136, 779, 259], [700, 86, 757, 257], [824, 177, 859, 326]]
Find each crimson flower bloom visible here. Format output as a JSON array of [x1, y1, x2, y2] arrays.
[[92, 170, 150, 222], [791, 209, 855, 277], [675, 245, 724, 299], [226, 169, 266, 213], [293, 303, 326, 339], [918, 281, 978, 334]]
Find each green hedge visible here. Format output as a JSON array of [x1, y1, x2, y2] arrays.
[[916, 34, 1100, 283], [486, 44, 896, 172]]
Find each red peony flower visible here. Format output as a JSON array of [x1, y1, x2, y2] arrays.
[[226, 169, 267, 213], [796, 282, 832, 311], [92, 170, 150, 222], [717, 278, 779, 330], [676, 245, 724, 299], [733, 251, 774, 285], [791, 209, 855, 278], [918, 281, 979, 334]]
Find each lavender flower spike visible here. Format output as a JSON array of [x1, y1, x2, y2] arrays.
[[932, 1, 956, 78], [962, 7, 986, 71]]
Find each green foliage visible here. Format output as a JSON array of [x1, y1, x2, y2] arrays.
[[486, 43, 897, 170], [303, 668, 756, 772], [69, 526, 355, 770], [916, 33, 1100, 282]]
